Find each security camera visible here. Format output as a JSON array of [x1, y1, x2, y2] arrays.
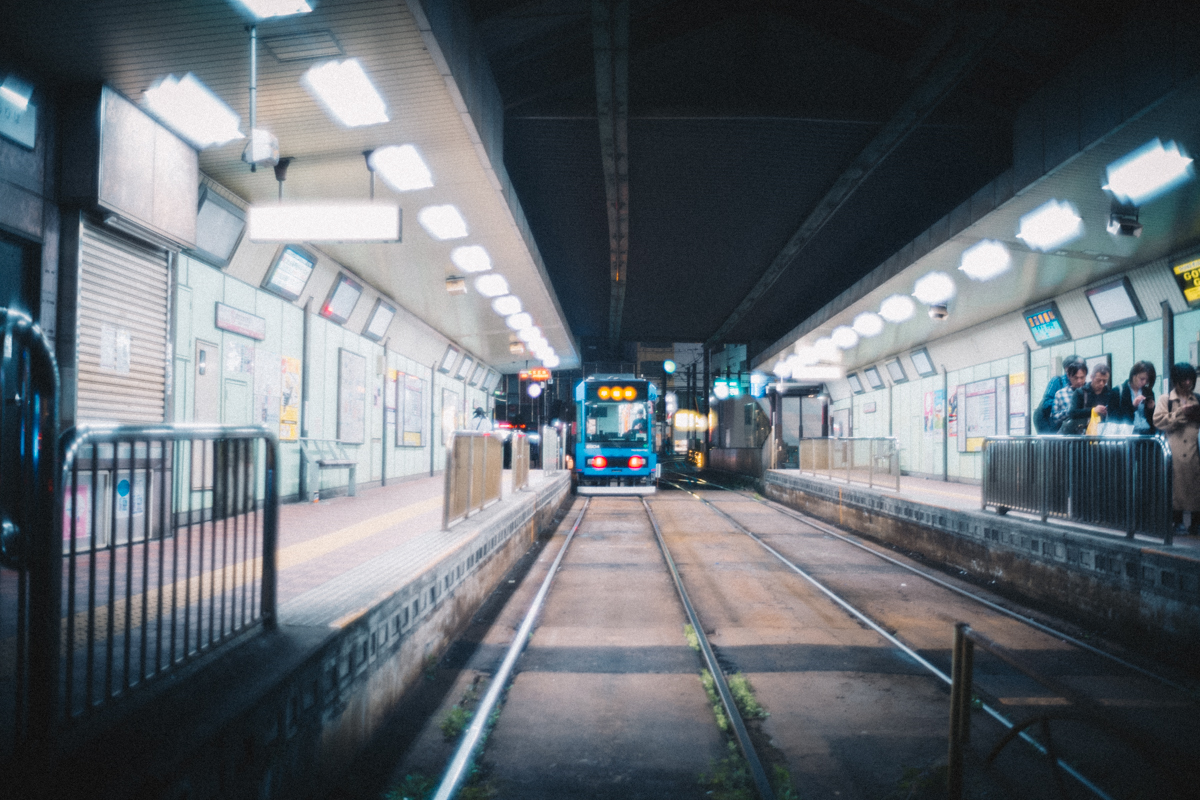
[[928, 303, 949, 320], [1107, 200, 1142, 237]]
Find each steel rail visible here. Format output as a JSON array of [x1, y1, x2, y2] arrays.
[[640, 497, 776, 800], [431, 499, 591, 800], [665, 471, 1190, 695], [662, 477, 1113, 800]]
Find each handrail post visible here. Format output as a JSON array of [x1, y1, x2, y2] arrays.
[[1039, 438, 1049, 523], [980, 440, 988, 511], [868, 438, 875, 488], [442, 432, 454, 530], [1126, 439, 1136, 539], [947, 622, 973, 800], [261, 435, 279, 629]]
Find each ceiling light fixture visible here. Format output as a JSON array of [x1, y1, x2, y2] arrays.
[[1016, 201, 1084, 253], [1104, 138, 1194, 206], [142, 73, 244, 149], [1107, 201, 1142, 237], [518, 327, 542, 343], [247, 202, 401, 241], [302, 59, 388, 127], [879, 294, 915, 323], [852, 312, 884, 337], [542, 355, 561, 369], [772, 360, 789, 377], [791, 365, 845, 382], [793, 346, 819, 366], [450, 245, 491, 273], [506, 312, 534, 331], [474, 274, 509, 297], [232, 0, 312, 19], [959, 239, 1013, 280], [0, 74, 33, 112], [830, 326, 859, 350], [491, 295, 521, 316], [418, 205, 468, 240], [912, 272, 956, 305], [369, 145, 433, 191], [812, 338, 840, 362]]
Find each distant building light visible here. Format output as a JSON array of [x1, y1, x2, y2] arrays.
[[831, 326, 859, 350], [142, 73, 244, 149], [879, 294, 915, 323], [912, 271, 956, 305], [418, 204, 468, 240], [1104, 138, 1194, 206], [1015, 202, 1083, 253], [302, 59, 388, 127], [527, 383, 543, 398], [663, 359, 676, 374], [369, 145, 433, 191], [451, 245, 491, 273]]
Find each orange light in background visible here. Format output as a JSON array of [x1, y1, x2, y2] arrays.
[[623, 386, 636, 400], [528, 367, 550, 381], [597, 386, 611, 400]]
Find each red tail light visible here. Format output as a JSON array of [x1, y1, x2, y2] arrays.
[[589, 456, 608, 468], [628, 456, 646, 469]]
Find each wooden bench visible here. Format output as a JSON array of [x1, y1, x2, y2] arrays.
[[299, 439, 357, 502]]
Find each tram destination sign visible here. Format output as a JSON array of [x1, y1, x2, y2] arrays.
[[1172, 256, 1200, 307]]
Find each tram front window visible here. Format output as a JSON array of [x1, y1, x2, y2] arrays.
[[585, 402, 649, 445]]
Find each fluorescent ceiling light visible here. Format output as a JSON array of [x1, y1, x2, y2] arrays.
[[418, 205, 468, 240], [1015, 201, 1083, 253], [518, 326, 542, 343], [506, 312, 534, 331], [142, 73, 243, 149], [772, 360, 788, 377], [791, 365, 845, 382], [852, 312, 884, 337], [912, 272, 956, 305], [492, 295, 521, 316], [247, 203, 401, 242], [879, 294, 915, 323], [0, 74, 33, 111], [474, 274, 508, 297], [232, 0, 312, 18], [959, 239, 1013, 280], [451, 245, 491, 273], [542, 355, 561, 369], [793, 346, 818, 366], [831, 326, 859, 350], [1104, 138, 1194, 205], [302, 59, 388, 127], [812, 338, 840, 362], [369, 145, 433, 192]]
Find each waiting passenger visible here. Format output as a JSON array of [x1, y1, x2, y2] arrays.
[[1152, 363, 1200, 536], [1061, 364, 1117, 435], [1050, 361, 1088, 433], [1113, 361, 1157, 433], [1035, 355, 1086, 433]]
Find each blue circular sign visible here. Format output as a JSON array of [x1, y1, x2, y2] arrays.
[[117, 479, 131, 497]]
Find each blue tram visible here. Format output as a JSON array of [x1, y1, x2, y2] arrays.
[[574, 375, 659, 495]]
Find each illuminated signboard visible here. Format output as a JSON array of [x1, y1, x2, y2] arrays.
[[1022, 301, 1070, 345], [527, 367, 551, 381], [1172, 256, 1200, 307]]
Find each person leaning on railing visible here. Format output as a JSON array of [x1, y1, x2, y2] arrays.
[[1051, 360, 1088, 433], [1036, 354, 1086, 434], [1113, 360, 1158, 434], [1062, 363, 1118, 435], [1152, 362, 1200, 536]]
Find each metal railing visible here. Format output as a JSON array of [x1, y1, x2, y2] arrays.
[[57, 425, 279, 726], [948, 622, 1175, 800], [981, 435, 1173, 544], [1, 308, 59, 762], [797, 437, 900, 491], [540, 425, 564, 473], [443, 431, 505, 529]]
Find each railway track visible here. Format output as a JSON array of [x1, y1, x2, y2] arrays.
[[658, 469, 1200, 799]]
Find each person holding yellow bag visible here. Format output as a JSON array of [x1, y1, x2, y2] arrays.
[[1061, 364, 1118, 435]]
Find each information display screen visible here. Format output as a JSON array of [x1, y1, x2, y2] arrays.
[[863, 366, 884, 390], [1023, 302, 1070, 345], [910, 348, 936, 377], [1085, 277, 1143, 330], [321, 274, 363, 324], [846, 373, 864, 394], [263, 245, 316, 301], [1172, 256, 1200, 307]]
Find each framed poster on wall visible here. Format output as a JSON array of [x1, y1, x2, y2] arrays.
[[442, 388, 461, 445], [397, 374, 425, 447], [962, 376, 1008, 452], [338, 348, 366, 443]]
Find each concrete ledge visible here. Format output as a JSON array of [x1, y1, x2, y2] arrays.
[[762, 470, 1200, 661], [41, 472, 572, 800]]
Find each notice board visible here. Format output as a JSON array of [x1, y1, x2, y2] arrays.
[[338, 348, 366, 443]]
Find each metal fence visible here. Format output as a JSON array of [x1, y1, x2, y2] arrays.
[[981, 435, 1173, 544], [57, 425, 279, 726], [540, 425, 564, 473], [511, 432, 530, 492], [443, 431, 505, 529], [798, 437, 901, 491]]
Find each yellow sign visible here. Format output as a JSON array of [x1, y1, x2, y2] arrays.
[[279, 356, 301, 440], [1173, 257, 1200, 305]]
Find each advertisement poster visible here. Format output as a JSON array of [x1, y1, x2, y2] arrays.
[[224, 339, 254, 375], [923, 389, 945, 437], [955, 385, 967, 452], [442, 388, 461, 446], [279, 356, 301, 441], [1008, 372, 1028, 436], [338, 349, 366, 443], [62, 478, 92, 543], [400, 375, 425, 447], [254, 347, 281, 430]]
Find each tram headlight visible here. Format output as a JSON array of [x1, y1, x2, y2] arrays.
[[589, 455, 608, 468], [628, 456, 646, 469]]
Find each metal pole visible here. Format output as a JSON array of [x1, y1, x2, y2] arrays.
[[947, 622, 968, 800], [430, 362, 438, 477], [1023, 342, 1032, 436], [381, 340, 389, 487], [942, 366, 949, 482], [1162, 300, 1174, 398]]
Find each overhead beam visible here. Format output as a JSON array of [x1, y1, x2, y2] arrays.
[[593, 0, 629, 351], [705, 3, 1009, 349]]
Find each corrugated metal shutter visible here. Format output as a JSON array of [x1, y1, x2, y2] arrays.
[[77, 223, 169, 423]]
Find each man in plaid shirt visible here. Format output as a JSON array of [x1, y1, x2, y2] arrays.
[[1051, 361, 1088, 431]]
